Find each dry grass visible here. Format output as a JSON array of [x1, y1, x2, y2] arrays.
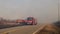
[[37, 24, 60, 34]]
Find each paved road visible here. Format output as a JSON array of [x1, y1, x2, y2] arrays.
[[0, 24, 43, 34]]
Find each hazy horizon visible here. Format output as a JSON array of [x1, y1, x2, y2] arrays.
[[0, 0, 58, 23]]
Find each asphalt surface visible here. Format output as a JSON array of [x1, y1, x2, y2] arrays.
[[0, 24, 43, 34]]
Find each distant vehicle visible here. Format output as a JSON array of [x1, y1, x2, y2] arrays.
[[16, 19, 27, 25], [16, 17, 37, 25], [25, 17, 37, 25]]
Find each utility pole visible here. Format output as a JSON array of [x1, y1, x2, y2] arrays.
[[58, 0, 59, 21]]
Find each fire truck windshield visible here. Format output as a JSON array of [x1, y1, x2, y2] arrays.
[[27, 17, 33, 20]]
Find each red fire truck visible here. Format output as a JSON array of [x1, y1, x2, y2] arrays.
[[16, 17, 37, 25], [25, 17, 37, 25]]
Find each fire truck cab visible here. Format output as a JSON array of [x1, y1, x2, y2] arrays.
[[25, 17, 37, 25]]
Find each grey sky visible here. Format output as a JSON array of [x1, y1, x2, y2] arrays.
[[0, 0, 58, 23]]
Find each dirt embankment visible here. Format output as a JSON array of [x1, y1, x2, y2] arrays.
[[35, 24, 60, 34]]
